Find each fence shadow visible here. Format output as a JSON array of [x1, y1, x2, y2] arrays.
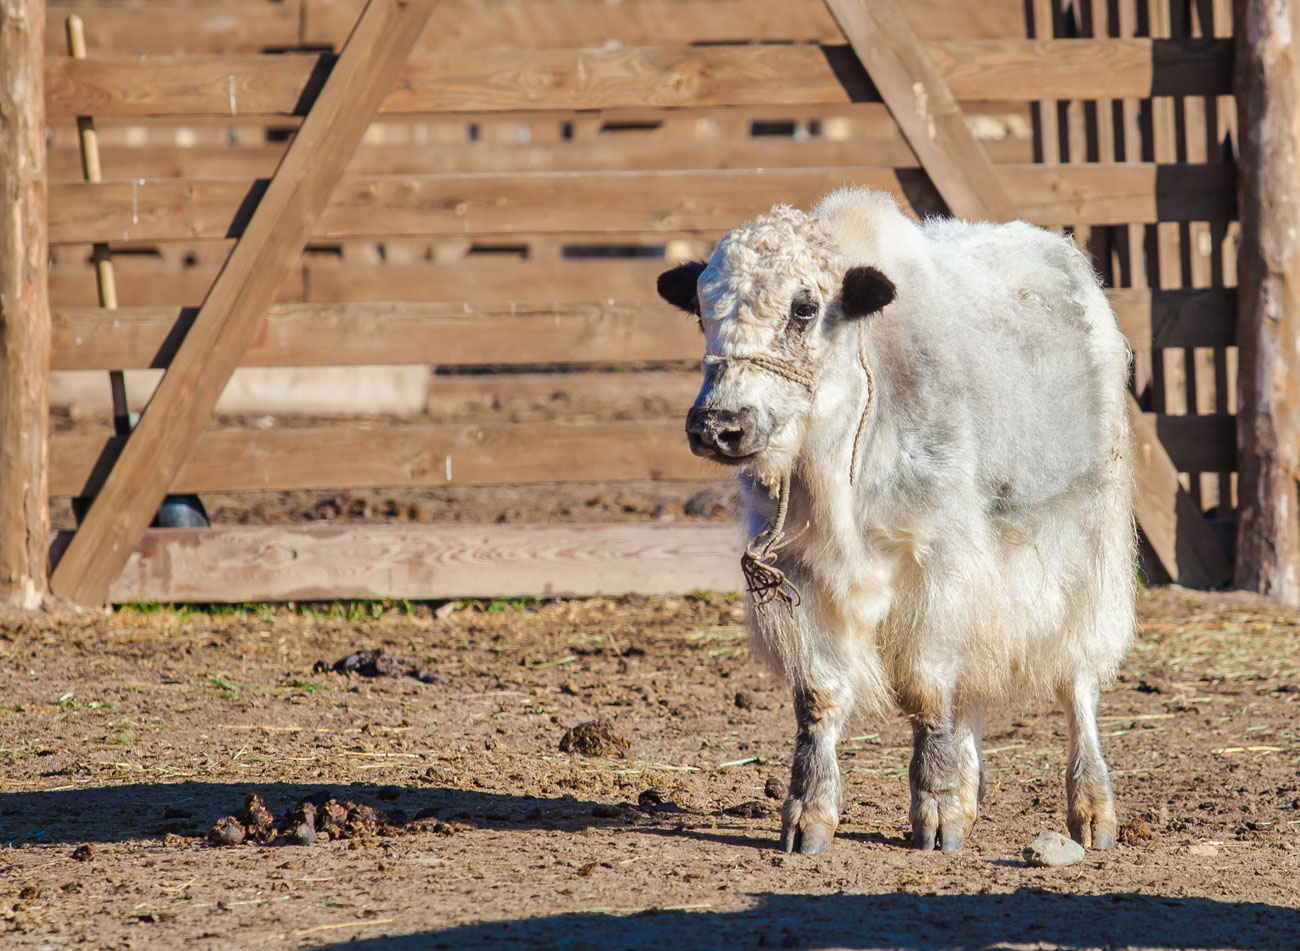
[[0, 781, 642, 846], [316, 890, 1300, 951]]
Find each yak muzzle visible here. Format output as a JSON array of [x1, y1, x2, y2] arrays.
[[685, 406, 766, 461]]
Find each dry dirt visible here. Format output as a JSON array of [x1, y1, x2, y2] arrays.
[[2, 587, 1299, 950]]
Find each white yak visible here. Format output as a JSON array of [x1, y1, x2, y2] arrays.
[[657, 187, 1136, 853]]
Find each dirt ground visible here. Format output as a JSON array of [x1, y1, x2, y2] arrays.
[[2, 586, 1299, 950]]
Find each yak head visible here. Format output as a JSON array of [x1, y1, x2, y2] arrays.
[[657, 203, 896, 487]]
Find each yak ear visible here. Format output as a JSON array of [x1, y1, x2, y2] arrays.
[[839, 266, 896, 319], [657, 261, 707, 314]]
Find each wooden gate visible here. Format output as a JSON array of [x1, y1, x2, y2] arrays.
[[17, 0, 1242, 602]]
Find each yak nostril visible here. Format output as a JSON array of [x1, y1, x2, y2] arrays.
[[714, 429, 745, 452]]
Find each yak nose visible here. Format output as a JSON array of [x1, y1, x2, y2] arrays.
[[685, 406, 763, 458]]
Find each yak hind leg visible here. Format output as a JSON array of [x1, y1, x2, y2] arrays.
[[1058, 673, 1118, 850], [781, 681, 852, 854]]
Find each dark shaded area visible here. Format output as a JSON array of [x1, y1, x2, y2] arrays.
[[0, 782, 677, 847], [316, 890, 1300, 951]]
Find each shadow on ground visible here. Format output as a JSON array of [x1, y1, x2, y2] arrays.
[[0, 782, 630, 846], [317, 890, 1300, 951]]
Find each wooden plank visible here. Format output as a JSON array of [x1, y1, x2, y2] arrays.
[[49, 419, 713, 496], [50, 288, 1236, 371], [45, 2, 301, 55], [44, 40, 1235, 119], [65, 522, 745, 603], [1108, 287, 1236, 351], [50, 299, 704, 369], [46, 412, 1234, 498], [47, 126, 1037, 181], [0, 0, 51, 609], [49, 0, 441, 606], [824, 0, 1228, 587], [301, 0, 1030, 50], [46, 163, 1238, 244]]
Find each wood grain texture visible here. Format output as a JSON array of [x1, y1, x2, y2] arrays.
[[45, 1, 301, 55], [1233, 0, 1300, 603], [59, 522, 746, 602], [302, 0, 1030, 50], [49, 0, 441, 606], [46, 413, 1233, 498], [46, 163, 1237, 244], [51, 299, 702, 369], [43, 40, 1234, 118], [50, 288, 1234, 370], [0, 0, 51, 609]]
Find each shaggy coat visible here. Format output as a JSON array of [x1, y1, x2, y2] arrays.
[[658, 187, 1136, 854]]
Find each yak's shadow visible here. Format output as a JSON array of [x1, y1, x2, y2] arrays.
[[317, 889, 1300, 951]]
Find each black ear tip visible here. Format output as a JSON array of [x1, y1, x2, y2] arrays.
[[657, 260, 707, 313], [840, 265, 896, 319]]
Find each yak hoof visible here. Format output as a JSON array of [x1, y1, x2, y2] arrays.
[[1069, 815, 1117, 851], [780, 804, 836, 854], [913, 815, 967, 852]]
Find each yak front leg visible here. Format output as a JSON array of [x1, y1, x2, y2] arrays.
[[908, 710, 971, 852], [1058, 673, 1118, 849], [781, 682, 851, 854]]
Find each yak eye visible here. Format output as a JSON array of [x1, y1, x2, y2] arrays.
[[790, 295, 818, 321]]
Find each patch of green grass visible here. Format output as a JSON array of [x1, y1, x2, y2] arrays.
[[280, 678, 330, 693], [54, 692, 113, 711], [476, 598, 537, 614], [205, 675, 252, 701]]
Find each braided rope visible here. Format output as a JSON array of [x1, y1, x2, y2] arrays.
[[710, 336, 873, 617]]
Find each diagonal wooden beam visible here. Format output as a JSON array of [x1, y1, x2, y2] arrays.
[[49, 0, 440, 605], [822, 0, 1230, 587]]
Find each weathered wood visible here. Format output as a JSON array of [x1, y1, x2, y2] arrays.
[[46, 124, 1037, 181], [1234, 0, 1300, 604], [825, 0, 1017, 221], [51, 299, 702, 369], [46, 413, 1235, 498], [0, 0, 51, 609], [43, 39, 1234, 119], [302, 0, 1030, 50], [46, 163, 1238, 244], [45, 1, 301, 55], [825, 0, 1228, 586], [49, 0, 441, 606], [58, 522, 745, 603], [50, 289, 1235, 370]]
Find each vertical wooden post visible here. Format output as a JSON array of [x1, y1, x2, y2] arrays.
[[0, 0, 50, 610], [1235, 0, 1300, 605]]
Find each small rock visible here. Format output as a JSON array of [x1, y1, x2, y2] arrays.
[[71, 844, 95, 862], [734, 690, 758, 711], [433, 601, 458, 620], [1187, 842, 1220, 857], [764, 777, 787, 800], [208, 817, 246, 847], [18, 886, 39, 901], [1022, 831, 1085, 867], [290, 822, 316, 846]]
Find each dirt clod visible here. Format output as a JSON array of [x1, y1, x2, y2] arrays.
[[207, 817, 246, 847], [734, 690, 758, 711], [764, 777, 787, 800], [18, 886, 40, 901], [1119, 817, 1155, 847], [723, 800, 774, 819], [315, 648, 442, 684], [70, 844, 94, 862], [558, 720, 630, 757]]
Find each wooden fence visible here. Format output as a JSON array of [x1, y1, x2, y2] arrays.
[[0, 0, 1264, 604]]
